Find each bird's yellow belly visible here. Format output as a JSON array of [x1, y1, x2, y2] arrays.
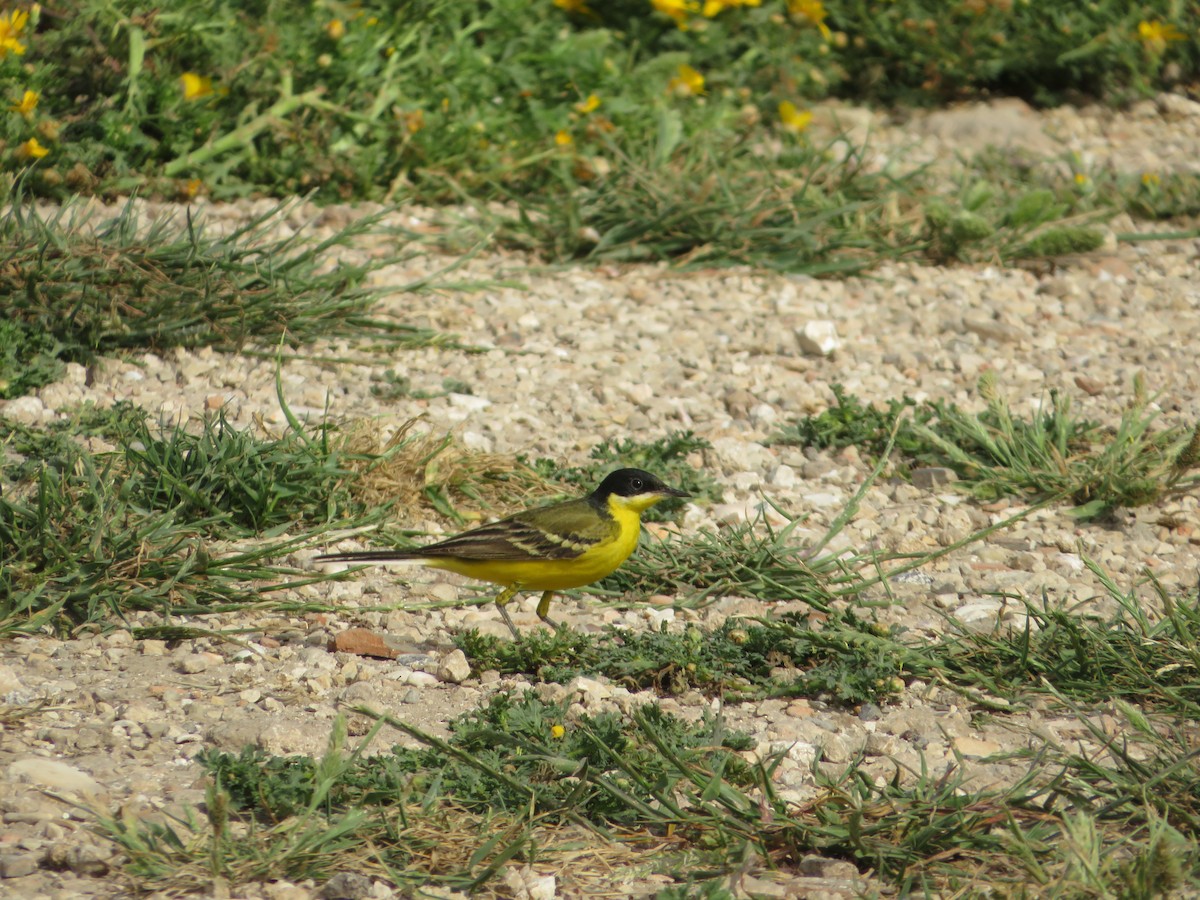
[[431, 507, 642, 591]]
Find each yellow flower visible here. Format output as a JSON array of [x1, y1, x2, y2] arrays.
[[1137, 20, 1186, 55], [10, 89, 37, 116], [667, 63, 705, 96], [652, 0, 696, 29], [551, 724, 566, 739], [184, 178, 204, 199], [16, 137, 48, 160], [1141, 172, 1161, 188], [0, 7, 29, 57], [403, 109, 425, 133], [574, 93, 601, 114], [555, 129, 574, 146], [1074, 172, 1089, 186], [554, 0, 593, 14], [702, 0, 759, 14], [180, 73, 214, 101], [788, 0, 832, 40], [778, 101, 813, 134], [325, 18, 345, 39]]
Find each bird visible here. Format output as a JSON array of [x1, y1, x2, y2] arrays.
[[315, 468, 690, 637]]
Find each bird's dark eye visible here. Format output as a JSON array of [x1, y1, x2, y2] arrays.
[[630, 478, 643, 492]]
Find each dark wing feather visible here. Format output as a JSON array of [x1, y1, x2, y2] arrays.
[[418, 498, 617, 561], [316, 498, 618, 565]]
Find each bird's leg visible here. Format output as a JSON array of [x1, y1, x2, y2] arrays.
[[536, 590, 562, 632], [494, 585, 522, 640]]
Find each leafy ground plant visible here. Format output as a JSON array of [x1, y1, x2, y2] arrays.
[[8, 0, 1196, 199], [96, 651, 1200, 897], [0, 195, 452, 378], [101, 697, 756, 894], [458, 612, 910, 704], [0, 380, 372, 636], [771, 375, 1200, 517], [5, 1, 1196, 274]]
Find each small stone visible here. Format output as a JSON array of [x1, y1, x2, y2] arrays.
[[768, 465, 798, 489], [51, 842, 113, 876], [910, 467, 959, 489], [329, 628, 401, 660], [1157, 92, 1200, 120], [502, 866, 555, 900], [962, 315, 1026, 343], [320, 872, 375, 900], [749, 403, 778, 428], [449, 393, 491, 412], [952, 736, 1003, 758], [0, 854, 38, 878], [8, 759, 103, 797], [737, 875, 788, 898], [176, 653, 210, 674], [0, 665, 24, 695], [796, 320, 840, 356], [723, 388, 758, 419], [864, 733, 900, 756], [265, 879, 317, 900], [436, 650, 472, 684], [797, 855, 862, 879]]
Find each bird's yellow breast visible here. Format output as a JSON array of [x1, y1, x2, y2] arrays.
[[427, 493, 646, 591]]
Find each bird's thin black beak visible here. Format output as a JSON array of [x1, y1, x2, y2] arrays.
[[662, 485, 691, 498]]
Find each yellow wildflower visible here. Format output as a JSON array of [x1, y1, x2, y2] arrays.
[[403, 109, 425, 134], [1141, 172, 1161, 188], [554, 0, 593, 14], [574, 93, 601, 114], [778, 101, 813, 134], [180, 73, 214, 101], [788, 0, 832, 40], [16, 137, 48, 160], [652, 0, 696, 29], [10, 89, 37, 116], [667, 63, 705, 96], [703, 0, 759, 14], [555, 129, 574, 146], [184, 178, 204, 199], [1074, 172, 1088, 186], [325, 18, 345, 39], [0, 7, 29, 57], [551, 725, 566, 739], [1137, 20, 1186, 55]]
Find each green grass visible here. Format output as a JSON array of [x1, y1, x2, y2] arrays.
[[101, 697, 758, 894], [457, 612, 910, 704], [5, 1, 1198, 273], [96, 568, 1200, 895], [0, 377, 394, 636], [0, 195, 456, 383], [771, 376, 1200, 517]]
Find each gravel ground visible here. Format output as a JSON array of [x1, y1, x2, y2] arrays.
[[2, 96, 1200, 899]]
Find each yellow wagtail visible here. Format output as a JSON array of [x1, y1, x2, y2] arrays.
[[316, 468, 689, 636]]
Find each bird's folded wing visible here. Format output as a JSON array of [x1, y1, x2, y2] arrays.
[[422, 502, 617, 561]]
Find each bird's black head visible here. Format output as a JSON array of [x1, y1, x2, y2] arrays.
[[592, 468, 690, 503]]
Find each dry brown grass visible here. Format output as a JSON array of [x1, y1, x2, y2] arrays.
[[341, 418, 559, 524]]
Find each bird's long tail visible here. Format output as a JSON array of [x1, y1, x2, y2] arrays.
[[314, 550, 427, 564]]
